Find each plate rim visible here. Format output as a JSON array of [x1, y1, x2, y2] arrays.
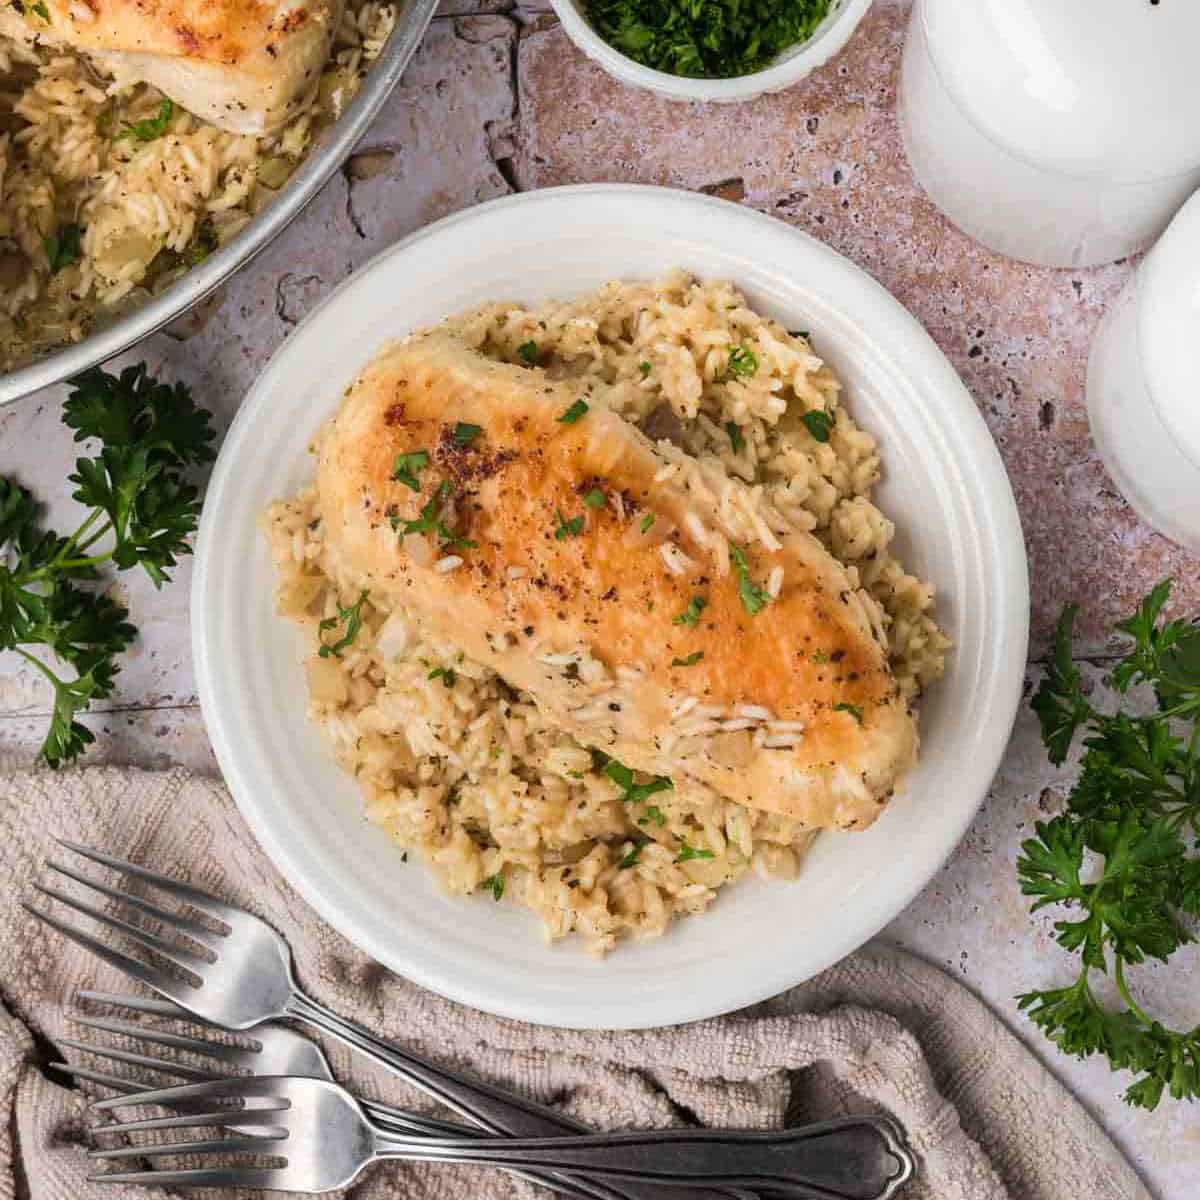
[[193, 182, 1030, 1028]]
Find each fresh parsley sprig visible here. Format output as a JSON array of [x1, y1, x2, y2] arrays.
[[0, 365, 215, 766], [1017, 581, 1200, 1110]]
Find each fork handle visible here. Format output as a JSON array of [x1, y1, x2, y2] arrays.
[[369, 1117, 913, 1200], [287, 990, 742, 1200]]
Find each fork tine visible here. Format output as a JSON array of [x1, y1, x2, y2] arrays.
[[89, 1167, 281, 1188], [77, 991, 212, 1023], [72, 1015, 248, 1065], [49, 1062, 140, 1093], [58, 1036, 217, 1082], [21, 903, 186, 1003], [93, 1077, 283, 1110], [58, 842, 236, 922], [47, 860, 224, 948], [90, 1110, 287, 1136], [90, 1136, 284, 1161], [33, 882, 210, 973]]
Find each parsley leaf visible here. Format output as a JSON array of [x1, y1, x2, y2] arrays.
[[672, 651, 704, 667], [605, 758, 673, 806], [0, 365, 213, 766], [729, 541, 769, 616], [44, 224, 82, 274], [517, 341, 539, 365], [642, 805, 667, 827], [583, 487, 606, 509], [394, 481, 475, 549], [618, 845, 642, 870], [676, 841, 715, 863], [833, 701, 863, 723], [727, 345, 758, 378], [427, 666, 457, 688], [673, 595, 706, 628], [639, 361, 652, 377], [318, 590, 369, 659], [391, 450, 429, 492], [117, 97, 174, 143], [480, 871, 505, 901], [725, 422, 744, 454], [639, 512, 655, 534], [801, 409, 834, 443], [554, 510, 584, 540], [452, 422, 482, 446], [1017, 581, 1200, 1110], [558, 399, 589, 424]]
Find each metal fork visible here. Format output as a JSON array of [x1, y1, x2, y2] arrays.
[[89, 1075, 914, 1197], [57, 991, 601, 1199], [25, 843, 748, 1200]]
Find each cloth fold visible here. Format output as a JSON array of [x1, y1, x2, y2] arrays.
[[0, 767, 1150, 1200]]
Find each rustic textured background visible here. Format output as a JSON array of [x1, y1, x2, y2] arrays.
[[1, 2, 1195, 1194]]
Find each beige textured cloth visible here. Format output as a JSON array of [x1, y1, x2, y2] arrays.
[[0, 767, 1150, 1200]]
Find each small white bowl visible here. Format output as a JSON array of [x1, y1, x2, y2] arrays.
[[194, 185, 1028, 1030], [549, 0, 874, 104]]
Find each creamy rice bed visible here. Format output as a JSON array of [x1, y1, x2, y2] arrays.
[[0, 2, 395, 372], [266, 273, 950, 954]]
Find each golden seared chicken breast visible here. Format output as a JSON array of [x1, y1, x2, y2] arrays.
[[317, 332, 919, 832], [0, 0, 342, 134]]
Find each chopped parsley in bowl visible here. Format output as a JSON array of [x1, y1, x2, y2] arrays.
[[582, 0, 833, 79]]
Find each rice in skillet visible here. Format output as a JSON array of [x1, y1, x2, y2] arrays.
[[0, 2, 395, 371], [265, 271, 950, 953]]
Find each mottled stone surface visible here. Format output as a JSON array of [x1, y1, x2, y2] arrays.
[[1, 2, 1197, 1196]]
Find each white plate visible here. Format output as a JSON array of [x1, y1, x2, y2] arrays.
[[193, 185, 1028, 1030]]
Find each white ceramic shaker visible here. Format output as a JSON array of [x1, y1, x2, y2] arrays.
[[1087, 191, 1200, 553], [898, 0, 1200, 269]]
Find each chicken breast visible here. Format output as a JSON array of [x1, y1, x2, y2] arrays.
[[316, 332, 919, 831], [0, 0, 342, 134]]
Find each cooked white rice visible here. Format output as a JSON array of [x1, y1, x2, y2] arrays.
[[265, 273, 950, 954], [0, 2, 397, 371]]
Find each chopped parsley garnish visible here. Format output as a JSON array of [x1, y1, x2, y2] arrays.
[[639, 361, 652, 377], [44, 224, 81, 274], [117, 98, 174, 143], [725, 422, 744, 454], [730, 542, 769, 616], [671, 651, 704, 667], [427, 666, 457, 688], [184, 219, 219, 266], [727, 345, 758, 378], [834, 701, 863, 723], [318, 590, 369, 659], [452, 422, 482, 446], [673, 595, 707, 628], [812, 649, 829, 665], [517, 341, 539, 365], [391, 450, 429, 492], [558, 398, 589, 424], [554, 510, 584, 540], [30, 0, 48, 19], [801, 409, 834, 444], [394, 481, 475, 549], [480, 872, 505, 901], [676, 842, 715, 863], [583, 0, 833, 80], [618, 845, 642, 870], [583, 488, 606, 509], [642, 805, 668, 827], [639, 512, 656, 534], [605, 758, 673, 806]]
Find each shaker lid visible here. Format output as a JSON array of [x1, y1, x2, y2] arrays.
[[1139, 191, 1200, 469], [920, 0, 1200, 181]]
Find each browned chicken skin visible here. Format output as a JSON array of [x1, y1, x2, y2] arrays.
[[316, 332, 918, 831], [0, 0, 342, 134]]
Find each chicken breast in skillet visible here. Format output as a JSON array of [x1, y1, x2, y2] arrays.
[[0, 0, 342, 134], [316, 330, 919, 833]]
